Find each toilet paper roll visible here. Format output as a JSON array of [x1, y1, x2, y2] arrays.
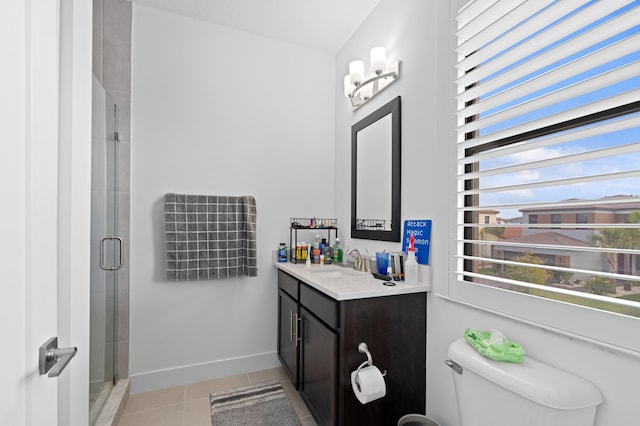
[[351, 365, 386, 404]]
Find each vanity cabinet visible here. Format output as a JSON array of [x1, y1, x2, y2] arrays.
[[278, 270, 338, 425], [277, 269, 426, 426]]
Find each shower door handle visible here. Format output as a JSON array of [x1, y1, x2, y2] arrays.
[[100, 236, 123, 271]]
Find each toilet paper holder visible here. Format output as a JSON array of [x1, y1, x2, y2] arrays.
[[358, 342, 374, 366], [354, 342, 386, 390]]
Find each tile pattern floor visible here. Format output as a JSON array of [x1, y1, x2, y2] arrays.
[[117, 367, 317, 426]]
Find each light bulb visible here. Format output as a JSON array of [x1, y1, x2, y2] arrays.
[[378, 75, 390, 90], [349, 60, 364, 86], [370, 46, 386, 75], [344, 75, 354, 98], [388, 60, 399, 77], [359, 82, 373, 100]]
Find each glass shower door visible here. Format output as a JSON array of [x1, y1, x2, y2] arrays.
[[89, 75, 120, 424]]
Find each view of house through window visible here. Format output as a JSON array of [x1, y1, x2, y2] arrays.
[[456, 0, 640, 318]]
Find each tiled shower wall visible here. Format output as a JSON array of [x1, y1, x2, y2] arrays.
[[93, 0, 132, 382]]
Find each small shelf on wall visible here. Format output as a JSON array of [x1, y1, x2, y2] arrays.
[[290, 217, 337, 229]]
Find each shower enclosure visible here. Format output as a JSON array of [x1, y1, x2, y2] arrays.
[[90, 75, 122, 424]]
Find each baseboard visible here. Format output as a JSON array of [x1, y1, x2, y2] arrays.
[[129, 351, 280, 394]]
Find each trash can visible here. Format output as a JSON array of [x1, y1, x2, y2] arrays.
[[398, 414, 440, 426]]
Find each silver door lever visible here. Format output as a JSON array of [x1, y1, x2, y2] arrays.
[[39, 337, 78, 378]]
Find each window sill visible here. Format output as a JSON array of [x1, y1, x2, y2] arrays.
[[444, 279, 640, 357]]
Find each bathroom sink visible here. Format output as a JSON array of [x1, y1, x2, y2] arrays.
[[308, 265, 358, 278], [311, 270, 345, 278]]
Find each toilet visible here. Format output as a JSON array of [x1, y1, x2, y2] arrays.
[[445, 338, 603, 426]]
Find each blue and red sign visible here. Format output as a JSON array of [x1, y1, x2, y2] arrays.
[[402, 220, 432, 265]]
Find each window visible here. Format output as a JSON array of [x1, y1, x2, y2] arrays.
[[576, 212, 589, 224], [576, 212, 589, 229], [484, 215, 490, 224], [455, 0, 640, 351]]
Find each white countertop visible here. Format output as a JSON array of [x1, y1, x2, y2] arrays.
[[275, 261, 432, 301]]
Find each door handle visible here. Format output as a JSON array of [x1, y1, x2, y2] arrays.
[[100, 236, 123, 271], [293, 313, 301, 347], [291, 311, 299, 344], [296, 315, 303, 345], [39, 337, 78, 378], [289, 309, 293, 342]]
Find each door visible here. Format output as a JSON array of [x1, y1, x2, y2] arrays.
[[278, 289, 299, 387], [300, 307, 338, 426], [89, 76, 120, 424], [1, 0, 92, 424]]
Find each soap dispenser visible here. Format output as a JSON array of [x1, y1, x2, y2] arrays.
[[404, 235, 419, 284]]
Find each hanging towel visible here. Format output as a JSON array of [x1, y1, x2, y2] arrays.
[[164, 193, 258, 281]]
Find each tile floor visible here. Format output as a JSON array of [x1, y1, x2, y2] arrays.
[[117, 367, 317, 426]]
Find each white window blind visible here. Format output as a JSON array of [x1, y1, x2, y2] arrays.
[[456, 0, 640, 318]]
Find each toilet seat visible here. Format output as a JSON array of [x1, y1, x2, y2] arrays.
[[397, 413, 440, 426]]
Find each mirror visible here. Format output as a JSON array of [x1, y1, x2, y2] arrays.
[[351, 96, 401, 242]]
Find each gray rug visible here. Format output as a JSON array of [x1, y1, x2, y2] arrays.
[[210, 379, 300, 425]]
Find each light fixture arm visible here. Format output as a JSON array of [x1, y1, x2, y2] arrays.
[[350, 69, 399, 107]]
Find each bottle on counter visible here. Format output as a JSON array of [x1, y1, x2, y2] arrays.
[[404, 235, 419, 283], [311, 234, 321, 264], [324, 244, 333, 265], [278, 243, 287, 263], [296, 242, 307, 261], [333, 238, 343, 263], [312, 234, 321, 264]]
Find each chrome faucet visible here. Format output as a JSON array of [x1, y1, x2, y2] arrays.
[[348, 248, 368, 272]]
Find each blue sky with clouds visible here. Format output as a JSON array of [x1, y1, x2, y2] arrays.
[[473, 1, 640, 219]]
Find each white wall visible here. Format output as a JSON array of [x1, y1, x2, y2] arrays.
[[335, 1, 640, 425], [130, 5, 335, 393], [334, 0, 443, 257]]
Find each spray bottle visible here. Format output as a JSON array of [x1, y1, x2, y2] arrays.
[[404, 234, 419, 284]]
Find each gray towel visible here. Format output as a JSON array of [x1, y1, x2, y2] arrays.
[[164, 194, 257, 281]]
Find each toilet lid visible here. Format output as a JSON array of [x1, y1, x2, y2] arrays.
[[448, 338, 602, 410]]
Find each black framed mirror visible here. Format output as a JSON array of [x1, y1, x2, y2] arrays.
[[351, 96, 401, 242]]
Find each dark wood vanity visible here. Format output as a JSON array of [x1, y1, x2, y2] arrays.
[[277, 268, 426, 426]]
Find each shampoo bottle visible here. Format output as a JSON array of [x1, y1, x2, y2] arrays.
[[333, 238, 343, 264], [404, 235, 419, 284]]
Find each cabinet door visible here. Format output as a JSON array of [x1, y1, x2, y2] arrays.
[[300, 307, 338, 426], [278, 289, 299, 387]]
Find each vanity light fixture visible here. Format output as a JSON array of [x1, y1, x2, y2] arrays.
[[344, 46, 400, 110]]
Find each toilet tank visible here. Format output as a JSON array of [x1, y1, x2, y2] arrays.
[[447, 338, 602, 426]]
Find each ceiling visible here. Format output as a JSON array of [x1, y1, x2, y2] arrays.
[[133, 0, 382, 54]]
